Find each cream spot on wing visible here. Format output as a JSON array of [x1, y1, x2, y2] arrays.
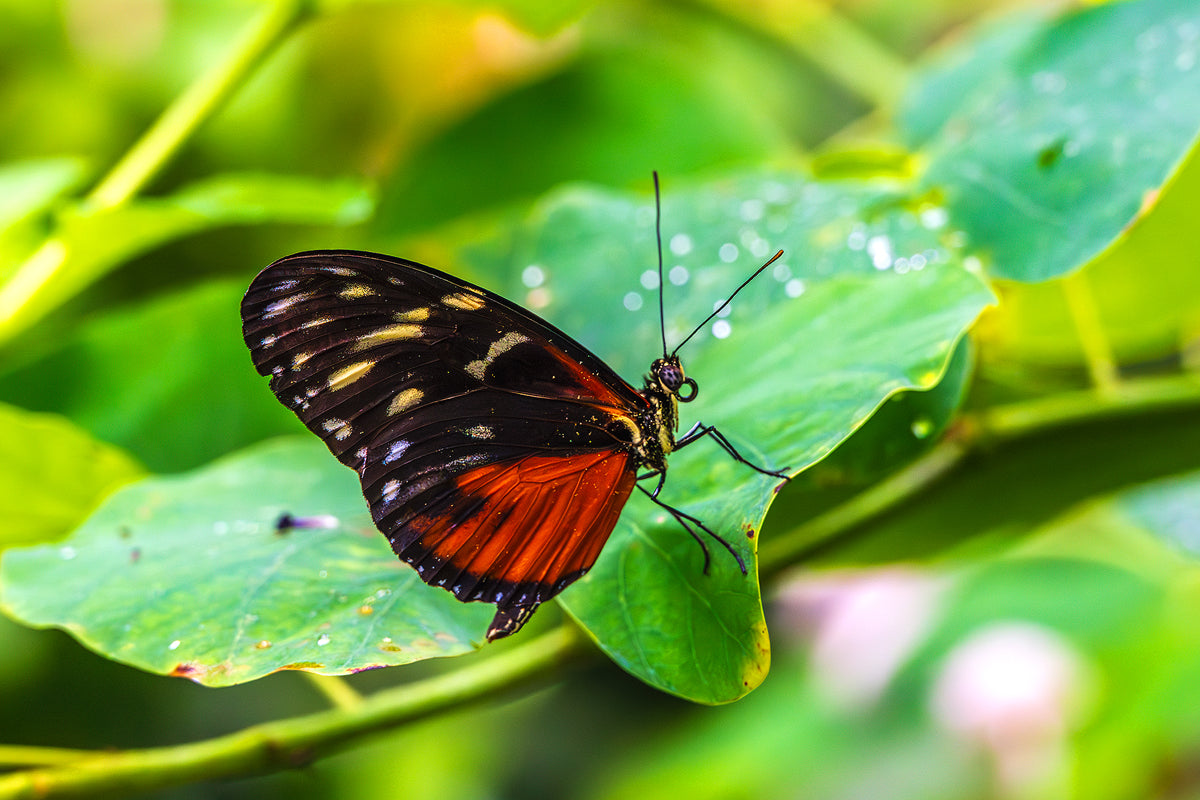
[[387, 388, 423, 416], [328, 360, 375, 390], [301, 316, 333, 330], [351, 323, 423, 351], [465, 331, 530, 380], [264, 291, 313, 318], [395, 308, 430, 322], [464, 424, 493, 439], [381, 480, 401, 503], [339, 283, 374, 299], [322, 418, 353, 441], [292, 352, 313, 371], [442, 291, 485, 311], [319, 266, 356, 276], [383, 439, 411, 464]]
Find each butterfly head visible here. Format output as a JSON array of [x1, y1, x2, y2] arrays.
[[650, 355, 698, 403]]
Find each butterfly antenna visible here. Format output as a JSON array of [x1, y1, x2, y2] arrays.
[[671, 249, 784, 356], [654, 171, 668, 357]]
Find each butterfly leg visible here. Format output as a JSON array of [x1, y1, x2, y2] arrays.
[[635, 482, 748, 576], [635, 468, 667, 499], [675, 422, 790, 480]]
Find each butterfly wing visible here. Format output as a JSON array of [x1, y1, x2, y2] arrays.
[[241, 250, 649, 640]]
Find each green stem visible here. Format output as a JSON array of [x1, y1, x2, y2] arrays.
[[0, 747, 95, 769], [693, 0, 910, 109], [0, 627, 587, 800], [759, 436, 967, 575], [760, 372, 1200, 570], [1060, 271, 1121, 394], [88, 0, 311, 208], [301, 673, 364, 710], [0, 0, 311, 342]]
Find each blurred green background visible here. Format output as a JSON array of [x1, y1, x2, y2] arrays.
[[2, 0, 1200, 798]]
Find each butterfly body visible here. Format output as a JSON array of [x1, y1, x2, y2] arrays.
[[243, 250, 727, 641]]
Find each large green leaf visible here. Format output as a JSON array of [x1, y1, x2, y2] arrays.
[[460, 172, 993, 701], [0, 403, 145, 551], [906, 0, 1200, 282], [0, 438, 489, 687]]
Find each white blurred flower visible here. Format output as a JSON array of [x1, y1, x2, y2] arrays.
[[774, 568, 946, 711], [930, 622, 1095, 799]]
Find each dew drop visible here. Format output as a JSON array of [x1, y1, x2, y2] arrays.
[[867, 235, 894, 270], [669, 265, 689, 285], [59, 546, 77, 560], [911, 418, 934, 439], [316, 633, 331, 646], [712, 319, 732, 339], [256, 640, 272, 650], [640, 269, 660, 290], [669, 233, 693, 256], [740, 198, 765, 221], [909, 253, 928, 270], [623, 291, 643, 311], [318, 570, 328, 579], [358, 605, 374, 616], [919, 207, 948, 230], [718, 243, 739, 263], [168, 640, 181, 651], [521, 265, 545, 288], [375, 588, 391, 599], [785, 279, 806, 298], [526, 287, 551, 309], [1031, 70, 1066, 94]]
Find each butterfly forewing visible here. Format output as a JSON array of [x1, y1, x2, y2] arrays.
[[242, 251, 649, 638]]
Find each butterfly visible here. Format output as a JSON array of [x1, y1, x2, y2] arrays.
[[241, 174, 788, 642]]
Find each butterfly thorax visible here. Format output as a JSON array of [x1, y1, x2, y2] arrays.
[[628, 355, 695, 473]]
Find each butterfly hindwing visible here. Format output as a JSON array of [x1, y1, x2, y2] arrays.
[[241, 250, 649, 633]]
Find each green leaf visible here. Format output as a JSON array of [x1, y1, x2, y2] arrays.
[[908, 0, 1200, 282], [0, 438, 490, 687], [1020, 467, 1200, 579], [0, 172, 374, 343], [460, 172, 994, 702], [0, 279, 306, 473], [0, 403, 145, 551]]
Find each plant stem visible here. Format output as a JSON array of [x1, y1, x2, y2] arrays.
[[301, 673, 364, 710], [758, 436, 967, 576], [1060, 271, 1121, 394], [0, 0, 311, 343], [88, 0, 311, 208], [0, 626, 587, 800], [693, 0, 910, 109], [759, 372, 1200, 570], [0, 747, 96, 768]]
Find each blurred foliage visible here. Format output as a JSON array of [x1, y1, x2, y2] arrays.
[[0, 0, 1198, 798]]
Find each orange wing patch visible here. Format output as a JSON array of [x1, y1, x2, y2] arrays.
[[401, 450, 636, 604], [546, 345, 635, 409]]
